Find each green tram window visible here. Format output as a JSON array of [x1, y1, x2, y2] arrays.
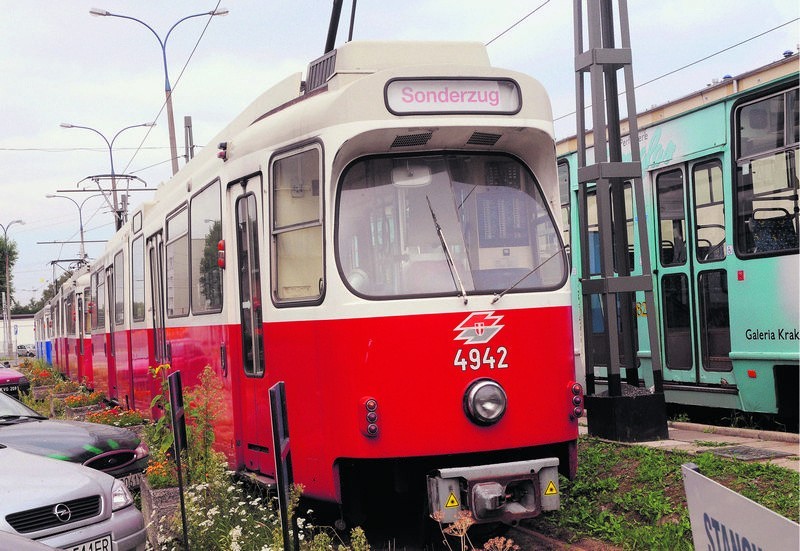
[[698, 270, 732, 372], [657, 170, 687, 267], [735, 87, 799, 256], [693, 160, 725, 262]]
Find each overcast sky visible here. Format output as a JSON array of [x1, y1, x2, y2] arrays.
[[1, 0, 797, 308]]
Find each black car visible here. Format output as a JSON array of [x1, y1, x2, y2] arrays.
[[0, 391, 148, 480]]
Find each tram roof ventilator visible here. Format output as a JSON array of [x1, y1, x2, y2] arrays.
[[303, 41, 491, 94]]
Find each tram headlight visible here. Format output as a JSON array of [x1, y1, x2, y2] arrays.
[[464, 379, 507, 426]]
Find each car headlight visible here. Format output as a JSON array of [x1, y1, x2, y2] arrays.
[[464, 379, 507, 425], [111, 479, 134, 511]]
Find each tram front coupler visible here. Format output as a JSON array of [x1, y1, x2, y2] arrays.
[[426, 457, 560, 524]]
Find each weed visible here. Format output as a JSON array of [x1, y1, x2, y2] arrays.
[[526, 437, 799, 548], [670, 412, 691, 423], [693, 440, 734, 448]]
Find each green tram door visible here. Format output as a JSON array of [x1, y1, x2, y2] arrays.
[[653, 159, 737, 408]]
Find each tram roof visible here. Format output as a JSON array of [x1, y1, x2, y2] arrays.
[[556, 52, 799, 155]]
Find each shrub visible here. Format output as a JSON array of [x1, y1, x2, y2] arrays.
[[29, 366, 58, 387], [145, 448, 179, 489], [53, 378, 82, 394], [64, 390, 104, 408], [85, 406, 146, 427]]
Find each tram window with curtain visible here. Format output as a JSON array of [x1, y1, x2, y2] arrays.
[[272, 146, 324, 303], [65, 292, 75, 336], [114, 251, 124, 326], [735, 87, 799, 256], [95, 271, 106, 331], [132, 236, 145, 322], [190, 181, 223, 314], [166, 207, 190, 317], [83, 285, 91, 335]]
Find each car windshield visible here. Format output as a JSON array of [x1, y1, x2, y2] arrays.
[[337, 153, 567, 298], [0, 392, 43, 419]]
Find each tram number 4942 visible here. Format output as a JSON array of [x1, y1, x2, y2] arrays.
[[454, 347, 509, 371]]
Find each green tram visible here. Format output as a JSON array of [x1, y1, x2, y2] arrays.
[[558, 53, 799, 428]]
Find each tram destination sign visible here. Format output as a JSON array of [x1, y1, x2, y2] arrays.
[[385, 78, 521, 115]]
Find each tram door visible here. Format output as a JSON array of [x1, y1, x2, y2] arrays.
[[229, 177, 273, 475], [655, 159, 733, 389], [147, 233, 168, 366], [105, 266, 119, 402]]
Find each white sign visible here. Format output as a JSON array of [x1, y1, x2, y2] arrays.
[[682, 463, 800, 551], [386, 79, 521, 115]]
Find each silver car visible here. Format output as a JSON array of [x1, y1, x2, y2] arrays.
[[0, 444, 146, 550]]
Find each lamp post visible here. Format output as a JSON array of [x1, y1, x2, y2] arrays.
[[46, 193, 105, 265], [89, 7, 229, 176], [1, 219, 24, 361], [60, 122, 154, 231]]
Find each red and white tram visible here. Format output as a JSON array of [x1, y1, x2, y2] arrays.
[[39, 41, 581, 529]]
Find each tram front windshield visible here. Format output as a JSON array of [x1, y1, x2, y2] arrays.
[[337, 153, 567, 298]]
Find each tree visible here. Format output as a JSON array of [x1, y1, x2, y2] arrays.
[[0, 236, 19, 312]]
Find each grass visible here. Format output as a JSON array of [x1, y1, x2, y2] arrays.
[[524, 437, 799, 550]]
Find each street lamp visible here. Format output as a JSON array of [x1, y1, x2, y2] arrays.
[[0, 219, 25, 361], [60, 122, 154, 230], [90, 6, 229, 176], [46, 193, 106, 265]]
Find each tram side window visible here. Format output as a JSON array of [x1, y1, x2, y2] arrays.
[[114, 251, 124, 326], [166, 207, 190, 317], [272, 147, 323, 303], [656, 169, 687, 266], [190, 181, 223, 314], [83, 286, 91, 335], [131, 236, 145, 322], [94, 271, 106, 332], [735, 87, 799, 256], [65, 292, 75, 336]]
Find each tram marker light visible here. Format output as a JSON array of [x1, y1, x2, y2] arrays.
[[747, 369, 757, 378], [738, 270, 745, 281], [217, 240, 226, 268]]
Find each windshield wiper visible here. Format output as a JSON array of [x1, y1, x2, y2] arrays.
[[426, 196, 468, 305], [491, 247, 565, 304]]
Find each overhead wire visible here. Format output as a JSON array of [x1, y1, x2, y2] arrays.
[[485, 0, 551, 47], [552, 17, 800, 122], [481, 4, 797, 124]]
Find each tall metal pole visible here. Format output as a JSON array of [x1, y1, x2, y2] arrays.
[[60, 123, 153, 230], [1, 220, 24, 361], [89, 7, 229, 176]]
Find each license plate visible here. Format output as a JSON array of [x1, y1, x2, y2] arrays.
[[121, 472, 142, 489], [67, 534, 112, 551], [0, 386, 18, 393]]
